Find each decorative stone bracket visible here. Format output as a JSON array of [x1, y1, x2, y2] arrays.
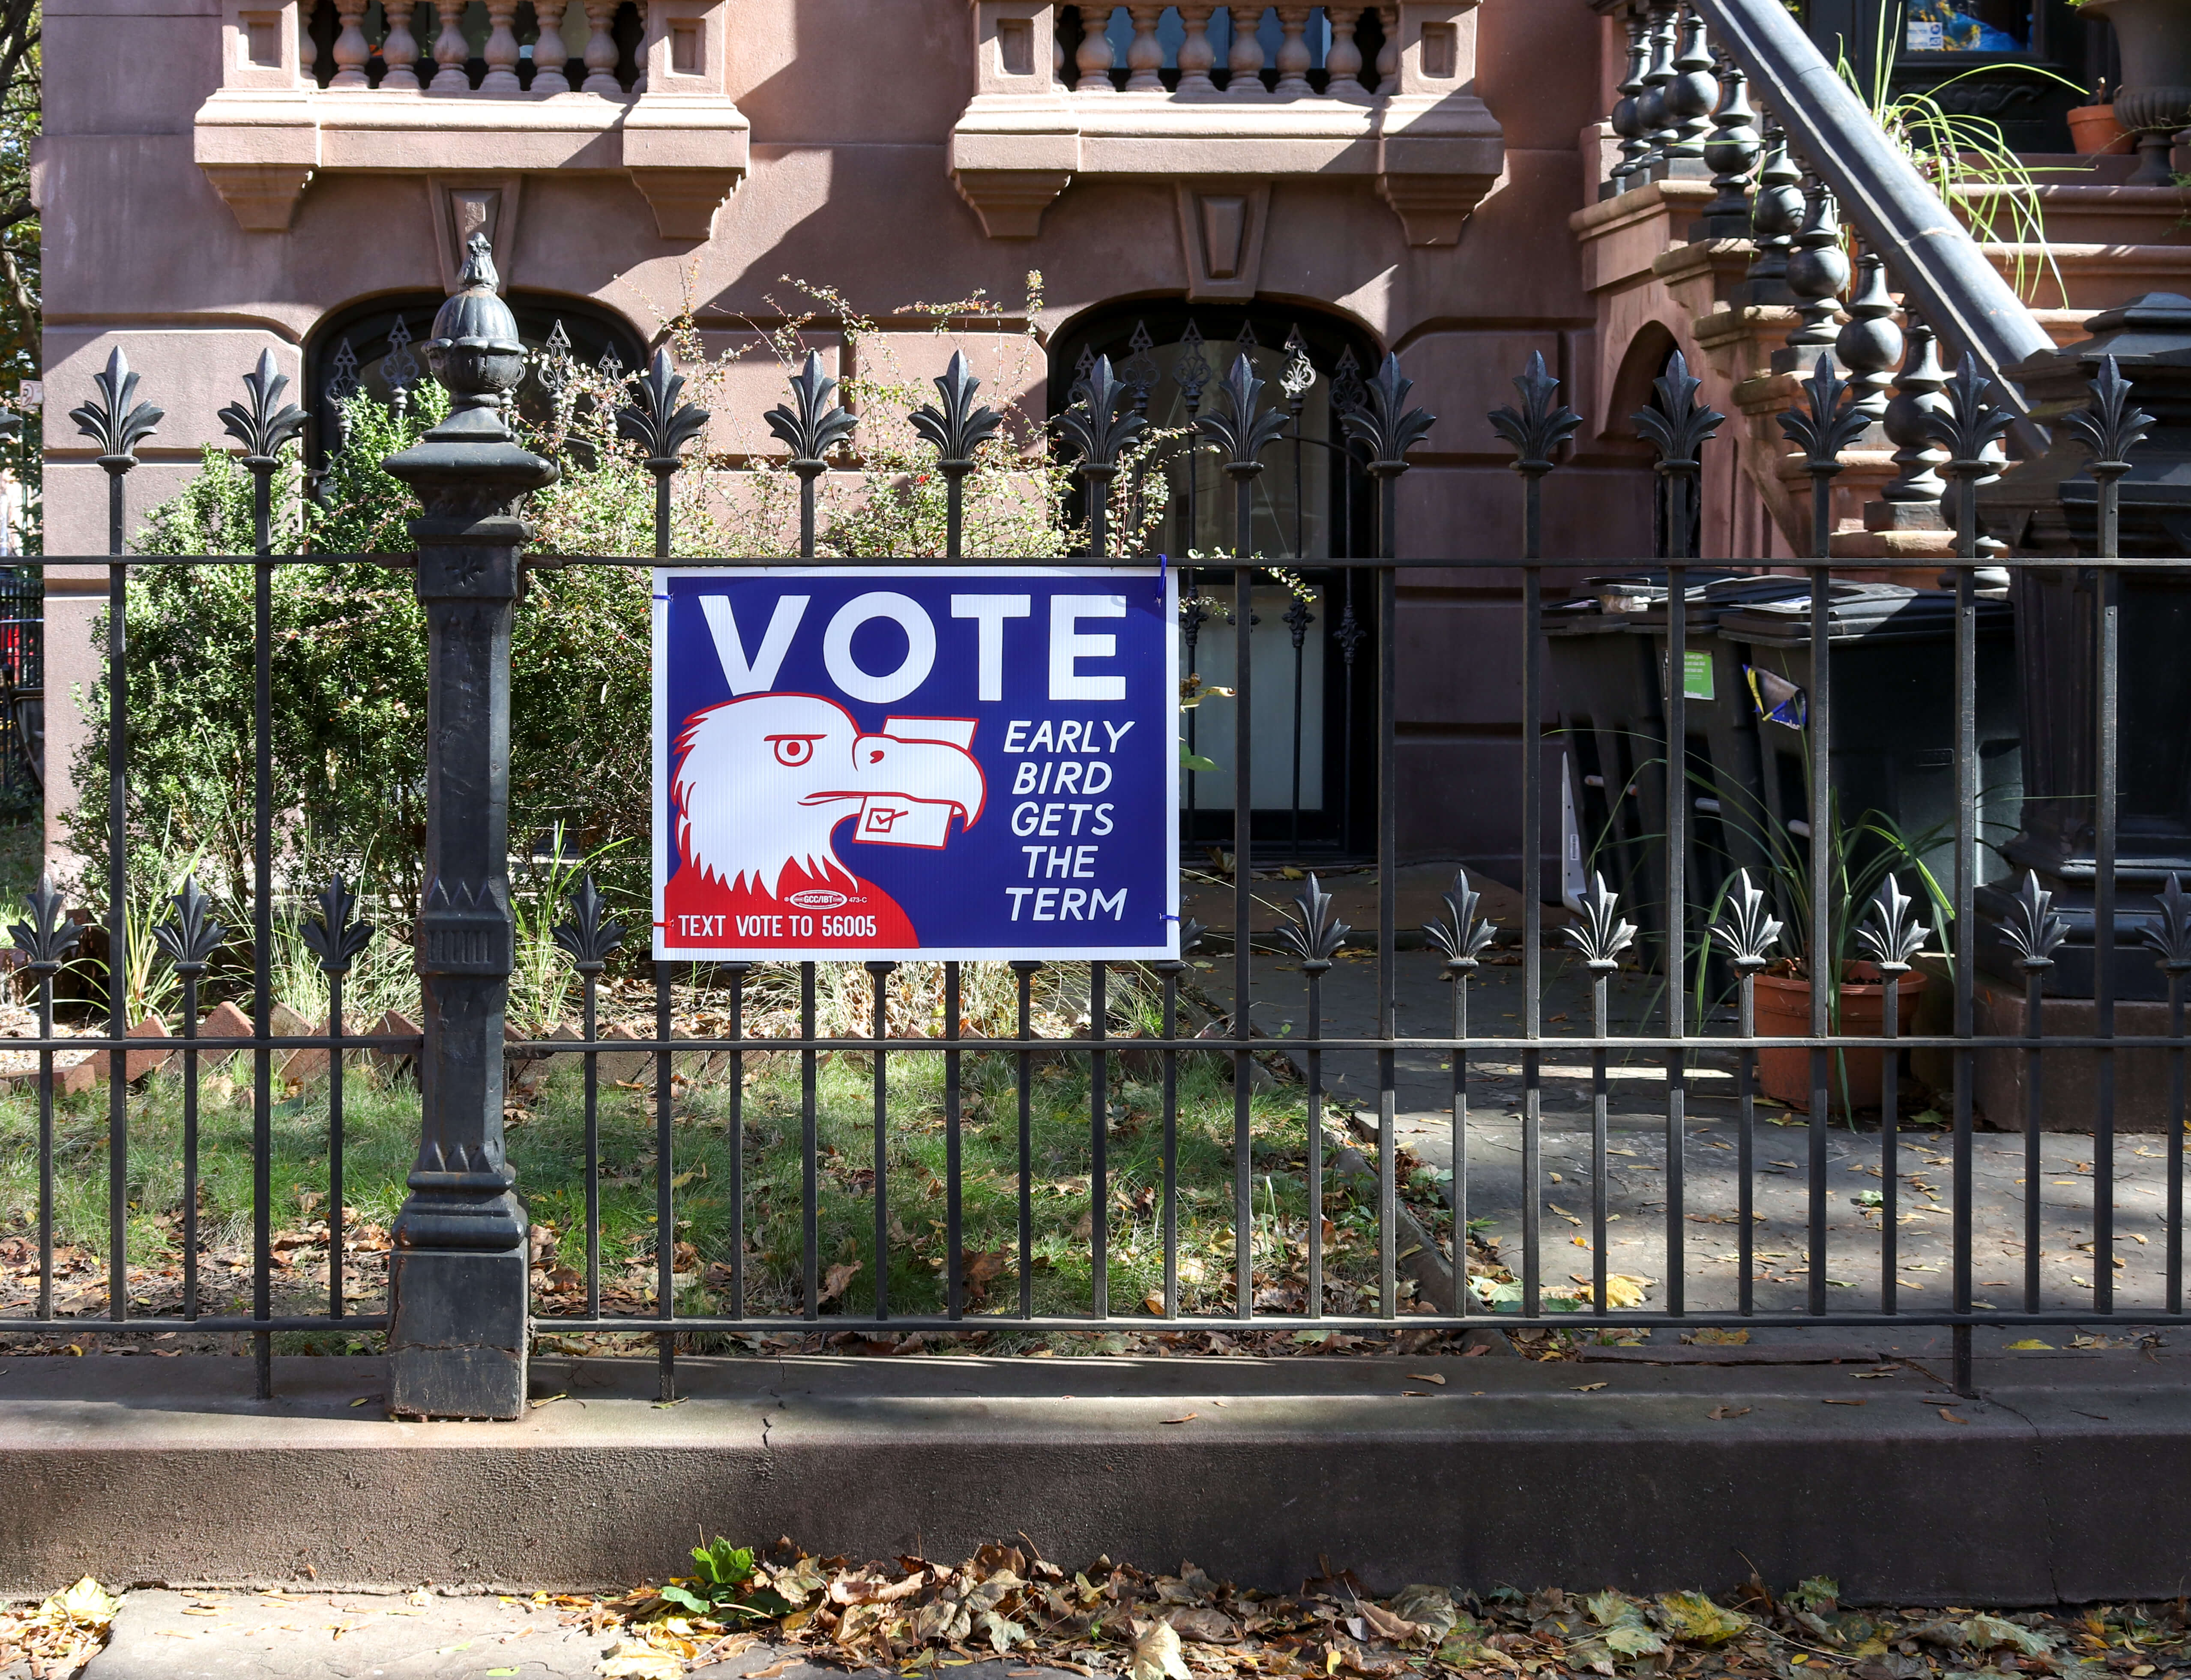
[[948, 0, 1503, 246], [193, 0, 748, 239]]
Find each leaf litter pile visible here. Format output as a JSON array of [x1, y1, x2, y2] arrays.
[[0, 1576, 120, 1677], [577, 1542, 2191, 1680]]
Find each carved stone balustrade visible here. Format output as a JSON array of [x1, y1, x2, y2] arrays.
[[949, 3, 1504, 256], [194, 0, 749, 241]]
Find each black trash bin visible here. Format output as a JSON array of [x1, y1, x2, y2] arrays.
[[1626, 577, 1828, 972], [1544, 571, 1744, 963], [1714, 587, 2023, 912]]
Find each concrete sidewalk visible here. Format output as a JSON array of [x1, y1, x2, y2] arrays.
[[1194, 933, 2169, 1344], [3, 1348, 2188, 1607]]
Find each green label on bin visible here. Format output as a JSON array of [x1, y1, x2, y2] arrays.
[[1668, 649, 1715, 701], [1685, 651, 1714, 700]]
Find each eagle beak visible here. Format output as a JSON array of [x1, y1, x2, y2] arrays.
[[850, 733, 987, 828]]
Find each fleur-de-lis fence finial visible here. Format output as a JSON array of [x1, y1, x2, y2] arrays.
[[1777, 355, 1868, 560], [1056, 354, 1147, 559], [1489, 352, 1583, 476], [219, 350, 308, 466], [1563, 872, 1638, 971], [1923, 353, 2014, 561], [1633, 349, 1723, 558], [766, 350, 858, 559], [72, 348, 164, 467], [618, 348, 710, 559], [1195, 351, 1290, 557], [2064, 354, 2155, 560], [553, 871, 627, 975], [1423, 868, 1498, 973], [10, 875, 82, 974], [1490, 352, 1582, 561], [909, 350, 1005, 559], [152, 876, 227, 977], [217, 348, 309, 553], [1340, 353, 1436, 559], [2141, 872, 2191, 975], [300, 873, 375, 975], [1272, 873, 1350, 968], [1995, 870, 2066, 972], [1709, 868, 1784, 972], [1340, 352, 1437, 474], [1197, 351, 1290, 473], [1857, 875, 1932, 972], [618, 348, 710, 474]]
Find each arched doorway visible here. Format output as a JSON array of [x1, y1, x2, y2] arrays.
[[302, 291, 647, 466], [1048, 301, 1381, 859]]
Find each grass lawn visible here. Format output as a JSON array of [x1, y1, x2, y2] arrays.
[[0, 969, 1460, 1346]]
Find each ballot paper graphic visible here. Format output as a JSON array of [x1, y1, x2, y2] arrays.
[[857, 717, 981, 848]]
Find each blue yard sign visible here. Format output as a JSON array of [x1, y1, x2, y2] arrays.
[[653, 566, 1180, 962]]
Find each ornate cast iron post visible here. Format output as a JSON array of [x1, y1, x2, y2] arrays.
[[381, 236, 559, 1420]]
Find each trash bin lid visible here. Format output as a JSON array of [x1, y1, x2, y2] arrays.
[[1626, 574, 1849, 633], [1577, 570, 1746, 614], [1718, 585, 2014, 646]]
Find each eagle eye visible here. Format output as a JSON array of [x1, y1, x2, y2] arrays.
[[767, 735, 818, 768]]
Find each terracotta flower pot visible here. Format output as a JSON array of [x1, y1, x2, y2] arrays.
[[1754, 966, 1927, 1112], [2067, 102, 2136, 156]]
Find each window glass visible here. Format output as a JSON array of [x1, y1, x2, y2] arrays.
[[1904, 0, 2028, 53]]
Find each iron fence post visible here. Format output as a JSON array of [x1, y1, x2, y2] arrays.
[[381, 237, 558, 1420]]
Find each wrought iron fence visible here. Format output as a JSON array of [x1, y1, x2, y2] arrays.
[[2, 246, 2185, 1419]]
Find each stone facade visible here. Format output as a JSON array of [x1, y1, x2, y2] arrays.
[[39, 0, 1672, 879]]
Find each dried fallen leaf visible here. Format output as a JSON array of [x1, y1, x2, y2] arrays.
[[1572, 1383, 1607, 1393], [599, 1641, 686, 1679], [1939, 1408, 1969, 1425], [1708, 1406, 1751, 1420], [1407, 1373, 1447, 1386], [818, 1260, 862, 1306], [1822, 1399, 1866, 1407], [1160, 1413, 1199, 1425], [1130, 1618, 1193, 1680]]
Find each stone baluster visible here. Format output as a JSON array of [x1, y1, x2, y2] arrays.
[[1375, 5, 1398, 94], [1327, 6, 1364, 97], [1177, 3, 1219, 94], [1772, 170, 1851, 371], [1230, 6, 1269, 96], [532, 1, 572, 94], [581, 0, 622, 92], [1077, 6, 1118, 90], [1637, 3, 1678, 176], [1607, 11, 1652, 196], [631, 0, 648, 90], [1836, 243, 1903, 424], [1125, 3, 1165, 90], [299, 3, 317, 83], [1658, 6, 1718, 174], [1275, 5, 1312, 95], [1874, 305, 1950, 528], [480, 0, 522, 91], [431, 0, 472, 90], [380, 0, 423, 89], [330, 0, 371, 86], [1690, 51, 1759, 230], [1736, 115, 1802, 305]]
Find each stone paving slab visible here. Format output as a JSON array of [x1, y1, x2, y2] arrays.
[[63, 1590, 1067, 1680]]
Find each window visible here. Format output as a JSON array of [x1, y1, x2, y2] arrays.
[[1049, 302, 1383, 857]]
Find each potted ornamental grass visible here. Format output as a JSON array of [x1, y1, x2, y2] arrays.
[[1693, 783, 1954, 1115]]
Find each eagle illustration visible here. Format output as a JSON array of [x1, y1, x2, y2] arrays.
[[665, 692, 986, 949]]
